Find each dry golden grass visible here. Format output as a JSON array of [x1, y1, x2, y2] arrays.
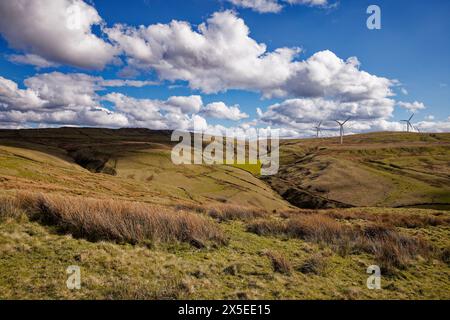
[[207, 204, 267, 221], [0, 195, 26, 222], [265, 251, 292, 275], [15, 192, 226, 246], [248, 214, 435, 273], [325, 209, 450, 228], [286, 215, 346, 244], [355, 223, 432, 273]]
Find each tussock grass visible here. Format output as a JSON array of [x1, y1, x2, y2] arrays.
[[0, 195, 26, 222], [265, 251, 292, 275], [15, 192, 226, 246], [248, 215, 435, 273], [246, 219, 285, 235], [207, 204, 267, 221], [298, 253, 328, 275], [325, 210, 450, 228]]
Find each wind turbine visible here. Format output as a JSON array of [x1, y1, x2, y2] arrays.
[[401, 113, 415, 133], [335, 117, 350, 145], [314, 121, 323, 138]]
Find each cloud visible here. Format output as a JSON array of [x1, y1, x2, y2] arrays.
[[165, 96, 203, 114], [1, 73, 448, 136], [102, 92, 207, 129], [100, 79, 158, 88], [201, 102, 249, 121], [227, 0, 329, 13], [0, 73, 241, 130], [274, 50, 395, 101], [258, 97, 395, 129], [416, 120, 450, 133], [0, 73, 158, 127], [0, 76, 45, 111], [0, 6, 441, 136], [0, 0, 118, 69], [21, 72, 156, 109], [106, 11, 393, 109], [7, 54, 59, 69], [105, 11, 301, 95], [227, 0, 283, 13], [397, 101, 426, 113]]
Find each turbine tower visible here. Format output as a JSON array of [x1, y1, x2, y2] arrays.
[[314, 121, 323, 138], [335, 117, 350, 145], [401, 113, 415, 133]]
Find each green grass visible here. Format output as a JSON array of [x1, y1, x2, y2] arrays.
[[1, 212, 449, 299]]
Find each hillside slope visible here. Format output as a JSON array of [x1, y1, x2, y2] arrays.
[[0, 128, 289, 211], [0, 128, 449, 300], [265, 132, 450, 209]]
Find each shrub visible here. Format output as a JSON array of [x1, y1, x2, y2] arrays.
[[16, 192, 226, 246]]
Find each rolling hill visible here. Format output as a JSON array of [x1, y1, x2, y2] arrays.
[[0, 128, 449, 299], [265, 132, 450, 210], [0, 128, 288, 211]]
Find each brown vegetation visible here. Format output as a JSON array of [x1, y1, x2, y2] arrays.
[[325, 209, 450, 228], [0, 195, 25, 222], [207, 204, 267, 221], [265, 251, 292, 274], [298, 253, 328, 275], [15, 192, 226, 246], [248, 214, 435, 273]]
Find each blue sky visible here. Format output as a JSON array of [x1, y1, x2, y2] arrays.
[[0, 0, 449, 135]]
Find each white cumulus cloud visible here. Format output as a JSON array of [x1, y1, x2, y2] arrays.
[[397, 101, 426, 113], [227, 0, 329, 13], [105, 10, 394, 109], [201, 102, 249, 121], [0, 0, 118, 69]]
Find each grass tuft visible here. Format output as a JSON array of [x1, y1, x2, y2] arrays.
[[15, 192, 227, 246], [248, 214, 435, 273], [326, 209, 450, 228], [207, 204, 267, 221], [0, 196, 26, 222], [265, 251, 292, 275], [298, 254, 328, 275]]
